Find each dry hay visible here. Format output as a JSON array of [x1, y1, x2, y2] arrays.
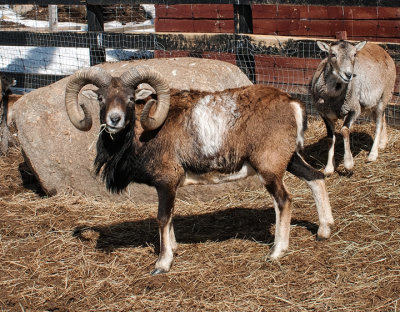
[[0, 118, 399, 311]]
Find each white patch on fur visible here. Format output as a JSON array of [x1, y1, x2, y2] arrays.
[[192, 94, 238, 157], [290, 101, 304, 151], [180, 162, 256, 186]]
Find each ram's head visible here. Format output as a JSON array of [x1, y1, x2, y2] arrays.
[[65, 66, 170, 133]]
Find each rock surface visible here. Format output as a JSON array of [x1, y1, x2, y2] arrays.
[[12, 57, 261, 203]]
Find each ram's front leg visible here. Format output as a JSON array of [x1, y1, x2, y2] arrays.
[[151, 184, 178, 275]]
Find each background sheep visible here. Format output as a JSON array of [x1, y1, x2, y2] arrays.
[[311, 40, 396, 175]]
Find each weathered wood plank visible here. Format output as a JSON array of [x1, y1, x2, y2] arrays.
[[253, 19, 400, 39], [252, 5, 400, 20], [156, 4, 233, 19], [155, 50, 237, 64], [155, 19, 235, 33]]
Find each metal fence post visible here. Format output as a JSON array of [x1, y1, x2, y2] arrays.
[[234, 4, 255, 84], [87, 4, 106, 66]]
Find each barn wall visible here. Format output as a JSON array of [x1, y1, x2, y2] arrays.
[[155, 4, 235, 33], [154, 4, 400, 113], [252, 5, 400, 43], [154, 4, 237, 64], [155, 4, 400, 42]]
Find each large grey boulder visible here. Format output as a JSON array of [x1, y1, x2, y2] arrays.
[[12, 57, 259, 202]]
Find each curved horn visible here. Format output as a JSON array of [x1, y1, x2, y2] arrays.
[[65, 67, 112, 131], [120, 66, 170, 131]]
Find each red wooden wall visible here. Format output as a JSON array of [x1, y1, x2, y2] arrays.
[[252, 5, 400, 43], [155, 4, 234, 33], [154, 4, 400, 104], [155, 4, 400, 42]]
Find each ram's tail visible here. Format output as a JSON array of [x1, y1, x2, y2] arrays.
[[289, 100, 307, 152]]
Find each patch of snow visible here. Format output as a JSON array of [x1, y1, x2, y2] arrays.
[[0, 5, 87, 31], [141, 4, 155, 19], [0, 46, 89, 75], [0, 5, 156, 93]]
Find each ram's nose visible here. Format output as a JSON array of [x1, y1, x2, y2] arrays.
[[109, 113, 122, 126]]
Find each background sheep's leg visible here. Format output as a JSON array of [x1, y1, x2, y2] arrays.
[[322, 117, 336, 175], [379, 113, 388, 150], [265, 179, 292, 260], [341, 111, 358, 171], [169, 222, 177, 252], [368, 106, 386, 162], [152, 185, 177, 275], [286, 152, 334, 240]]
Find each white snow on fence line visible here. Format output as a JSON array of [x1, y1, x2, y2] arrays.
[[0, 46, 89, 75], [0, 46, 154, 75], [0, 5, 155, 79], [0, 5, 87, 30], [0, 5, 155, 32]]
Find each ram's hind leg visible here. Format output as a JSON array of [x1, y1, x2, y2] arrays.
[[287, 152, 334, 240], [258, 172, 292, 259], [379, 113, 388, 150]]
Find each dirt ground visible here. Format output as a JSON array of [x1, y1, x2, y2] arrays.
[[0, 118, 399, 311]]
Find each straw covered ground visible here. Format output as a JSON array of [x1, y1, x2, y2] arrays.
[[0, 118, 399, 311]]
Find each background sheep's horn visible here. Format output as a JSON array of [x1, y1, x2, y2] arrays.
[[65, 67, 112, 131], [121, 66, 170, 131]]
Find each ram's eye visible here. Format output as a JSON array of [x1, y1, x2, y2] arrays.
[[98, 94, 104, 102], [331, 53, 336, 58], [129, 96, 135, 102]]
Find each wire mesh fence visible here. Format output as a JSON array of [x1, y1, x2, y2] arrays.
[[1, 4, 154, 32], [0, 3, 399, 124]]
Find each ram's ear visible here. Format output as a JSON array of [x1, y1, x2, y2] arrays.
[[135, 88, 154, 101], [81, 90, 98, 100], [317, 41, 330, 53]]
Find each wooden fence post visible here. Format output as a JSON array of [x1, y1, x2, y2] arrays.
[[48, 5, 58, 32], [234, 4, 255, 83], [87, 4, 106, 66]]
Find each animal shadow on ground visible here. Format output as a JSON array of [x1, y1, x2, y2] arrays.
[[73, 207, 319, 254], [302, 130, 374, 175]]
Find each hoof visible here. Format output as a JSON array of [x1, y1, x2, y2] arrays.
[[367, 153, 378, 163], [269, 245, 287, 260], [324, 164, 335, 176], [343, 160, 354, 171], [150, 268, 167, 276], [317, 225, 332, 240], [323, 169, 334, 176]]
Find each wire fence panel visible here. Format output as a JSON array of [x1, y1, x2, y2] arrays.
[[0, 3, 399, 124]]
